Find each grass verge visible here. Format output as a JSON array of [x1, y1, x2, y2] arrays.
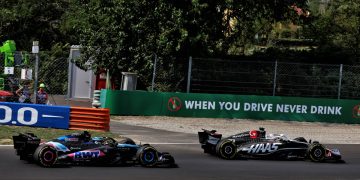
[[0, 125, 120, 145]]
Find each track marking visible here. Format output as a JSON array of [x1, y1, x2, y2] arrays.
[[140, 143, 198, 145], [0, 143, 198, 147]]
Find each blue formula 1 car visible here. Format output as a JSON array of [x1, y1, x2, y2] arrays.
[[13, 131, 175, 167]]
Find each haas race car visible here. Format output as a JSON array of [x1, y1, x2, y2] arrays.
[[198, 127, 342, 162], [13, 131, 175, 167]]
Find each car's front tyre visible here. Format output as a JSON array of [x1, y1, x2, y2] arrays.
[[308, 143, 325, 162], [137, 145, 158, 167]]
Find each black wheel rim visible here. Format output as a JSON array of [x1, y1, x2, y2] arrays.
[[43, 150, 54, 162], [143, 151, 155, 163], [224, 145, 233, 155], [314, 148, 323, 158]]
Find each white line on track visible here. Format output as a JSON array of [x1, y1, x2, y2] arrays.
[[0, 143, 198, 147], [141, 143, 198, 145]]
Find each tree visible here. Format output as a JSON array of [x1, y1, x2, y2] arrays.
[[66, 0, 307, 91], [38, 43, 69, 94], [303, 0, 360, 64], [0, 0, 70, 50], [0, 0, 74, 95], [64, 0, 185, 90]]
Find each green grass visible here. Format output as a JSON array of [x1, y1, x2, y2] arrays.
[[0, 125, 120, 145]]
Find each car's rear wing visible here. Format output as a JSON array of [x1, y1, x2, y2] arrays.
[[13, 133, 41, 160], [198, 129, 222, 144]]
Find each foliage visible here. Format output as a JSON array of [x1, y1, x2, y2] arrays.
[[0, 0, 74, 94], [0, 0, 71, 50], [1, 0, 359, 94], [63, 0, 308, 90], [38, 43, 70, 94], [64, 0, 185, 90], [303, 0, 360, 64]]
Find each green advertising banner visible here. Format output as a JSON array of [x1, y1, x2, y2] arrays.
[[101, 90, 360, 124]]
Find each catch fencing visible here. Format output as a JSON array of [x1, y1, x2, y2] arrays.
[[152, 57, 360, 100], [150, 55, 186, 92], [3, 52, 360, 102], [0, 51, 69, 104]]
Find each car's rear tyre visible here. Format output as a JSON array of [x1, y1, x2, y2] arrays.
[[33, 145, 57, 167], [137, 146, 158, 167], [308, 143, 325, 162], [216, 139, 237, 160]]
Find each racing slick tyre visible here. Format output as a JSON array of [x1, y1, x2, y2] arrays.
[[216, 139, 237, 160], [33, 144, 58, 167], [137, 145, 159, 167], [308, 143, 326, 162]]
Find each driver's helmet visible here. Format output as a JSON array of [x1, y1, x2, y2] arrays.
[[81, 131, 91, 142]]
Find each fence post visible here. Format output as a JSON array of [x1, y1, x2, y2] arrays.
[[32, 41, 39, 104], [272, 60, 278, 96], [151, 54, 157, 91], [186, 56, 192, 93], [66, 55, 73, 105], [337, 64, 343, 99], [66, 47, 74, 106]]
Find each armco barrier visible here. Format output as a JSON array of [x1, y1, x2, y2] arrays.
[[69, 107, 110, 131]]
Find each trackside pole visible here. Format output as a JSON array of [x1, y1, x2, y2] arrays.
[[32, 41, 39, 104], [272, 60, 278, 96], [187, 56, 192, 93], [337, 64, 343, 99]]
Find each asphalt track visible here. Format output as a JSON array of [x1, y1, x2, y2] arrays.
[[1, 122, 360, 180]]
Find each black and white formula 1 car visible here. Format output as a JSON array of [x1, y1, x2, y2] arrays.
[[13, 131, 175, 167], [198, 127, 342, 162]]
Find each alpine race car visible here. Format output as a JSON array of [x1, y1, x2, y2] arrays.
[[198, 127, 342, 162], [13, 131, 175, 167]]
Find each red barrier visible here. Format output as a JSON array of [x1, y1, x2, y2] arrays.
[[69, 107, 110, 131]]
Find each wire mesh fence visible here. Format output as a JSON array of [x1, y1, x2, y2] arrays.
[[186, 57, 360, 100], [341, 65, 360, 99], [38, 55, 69, 95], [150, 55, 187, 92], [0, 51, 69, 103], [3, 52, 360, 103], [191, 58, 275, 95], [275, 62, 341, 98]]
